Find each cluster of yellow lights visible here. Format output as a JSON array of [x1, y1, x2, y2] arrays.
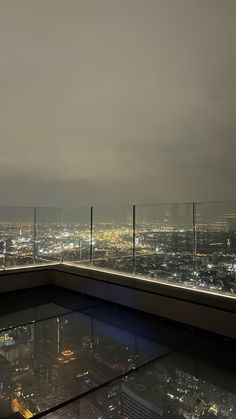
[[61, 349, 74, 357], [11, 399, 33, 418]]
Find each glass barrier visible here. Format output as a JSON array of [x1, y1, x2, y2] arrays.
[[92, 205, 133, 274], [35, 207, 63, 264], [62, 207, 91, 265], [135, 203, 194, 286], [0, 207, 34, 269], [195, 201, 236, 295], [0, 202, 235, 298]]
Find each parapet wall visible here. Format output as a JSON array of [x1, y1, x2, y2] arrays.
[[1, 264, 236, 339]]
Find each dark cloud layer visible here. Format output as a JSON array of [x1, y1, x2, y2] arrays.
[[0, 0, 235, 206]]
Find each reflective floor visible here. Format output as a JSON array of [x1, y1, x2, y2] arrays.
[[0, 286, 236, 418]]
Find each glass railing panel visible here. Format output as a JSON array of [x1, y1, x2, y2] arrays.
[[35, 207, 63, 264], [92, 205, 133, 274], [0, 206, 34, 269], [62, 207, 91, 265], [0, 201, 235, 298], [195, 201, 236, 295], [135, 203, 194, 286]]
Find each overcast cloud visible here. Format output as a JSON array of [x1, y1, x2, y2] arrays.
[[0, 0, 235, 206]]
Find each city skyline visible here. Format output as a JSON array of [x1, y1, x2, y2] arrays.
[[0, 200, 235, 296]]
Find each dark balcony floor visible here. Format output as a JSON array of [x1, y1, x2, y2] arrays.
[[0, 285, 236, 418]]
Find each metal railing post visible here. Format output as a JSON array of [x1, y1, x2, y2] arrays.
[[3, 233, 6, 270], [61, 207, 64, 263], [133, 204, 136, 275], [193, 202, 197, 264], [33, 207, 37, 265], [90, 206, 93, 267]]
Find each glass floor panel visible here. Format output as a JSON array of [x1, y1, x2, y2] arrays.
[[0, 310, 172, 418], [0, 287, 235, 419], [43, 350, 236, 418], [0, 304, 71, 331]]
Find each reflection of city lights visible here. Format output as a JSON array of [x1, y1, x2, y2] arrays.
[[209, 404, 218, 415], [11, 399, 33, 418], [58, 349, 76, 363], [76, 371, 88, 378], [61, 349, 74, 357]]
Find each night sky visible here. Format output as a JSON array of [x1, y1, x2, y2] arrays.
[[0, 0, 235, 206]]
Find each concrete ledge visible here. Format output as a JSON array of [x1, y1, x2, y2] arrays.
[[0, 265, 55, 293], [52, 264, 236, 339], [1, 263, 236, 339], [54, 264, 236, 313]]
